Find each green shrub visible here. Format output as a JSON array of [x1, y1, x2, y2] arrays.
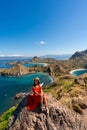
[[0, 106, 16, 130], [0, 120, 8, 130]]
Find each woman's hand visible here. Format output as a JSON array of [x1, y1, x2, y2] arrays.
[[34, 90, 43, 96]]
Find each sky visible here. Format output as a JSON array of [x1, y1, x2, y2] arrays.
[[0, 0, 87, 56]]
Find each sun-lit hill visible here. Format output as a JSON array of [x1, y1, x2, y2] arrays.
[[1, 63, 29, 76]]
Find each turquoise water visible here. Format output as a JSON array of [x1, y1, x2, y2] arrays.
[[0, 73, 52, 114], [71, 69, 87, 76], [24, 63, 47, 67], [0, 59, 46, 68]]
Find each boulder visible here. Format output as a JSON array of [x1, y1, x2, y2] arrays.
[[74, 78, 85, 86], [15, 92, 25, 99], [32, 56, 41, 62]]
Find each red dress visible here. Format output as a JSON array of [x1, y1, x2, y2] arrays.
[[27, 85, 44, 110]]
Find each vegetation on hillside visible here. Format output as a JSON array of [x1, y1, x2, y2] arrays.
[[0, 106, 16, 130]]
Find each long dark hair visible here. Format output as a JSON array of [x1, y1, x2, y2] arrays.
[[33, 80, 40, 86]]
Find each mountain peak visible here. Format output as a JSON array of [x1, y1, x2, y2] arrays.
[[70, 49, 87, 59]]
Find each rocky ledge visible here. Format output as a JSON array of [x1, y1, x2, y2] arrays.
[[9, 94, 87, 130], [14, 92, 26, 99]]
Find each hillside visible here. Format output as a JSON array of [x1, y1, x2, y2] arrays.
[[70, 49, 87, 59]]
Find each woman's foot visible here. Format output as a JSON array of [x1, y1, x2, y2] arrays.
[[41, 106, 46, 112], [41, 106, 49, 116], [46, 108, 49, 116]]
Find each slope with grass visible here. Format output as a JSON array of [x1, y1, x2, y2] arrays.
[[0, 106, 16, 130]]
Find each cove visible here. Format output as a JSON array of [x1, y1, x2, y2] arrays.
[[70, 69, 87, 76]]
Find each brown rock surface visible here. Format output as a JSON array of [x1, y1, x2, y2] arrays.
[[0, 68, 5, 73], [15, 92, 25, 99], [9, 94, 87, 130], [74, 78, 86, 86], [32, 56, 42, 62]]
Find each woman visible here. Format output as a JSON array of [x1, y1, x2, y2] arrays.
[[27, 77, 49, 114]]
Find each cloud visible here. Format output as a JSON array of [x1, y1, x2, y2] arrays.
[[0, 54, 24, 57], [40, 41, 47, 45]]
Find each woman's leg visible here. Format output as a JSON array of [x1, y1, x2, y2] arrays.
[[43, 96, 48, 109], [40, 95, 44, 107], [43, 96, 49, 115]]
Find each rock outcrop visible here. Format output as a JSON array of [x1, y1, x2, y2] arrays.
[[49, 64, 65, 76], [9, 94, 87, 130], [32, 56, 42, 62], [74, 78, 86, 86], [0, 68, 5, 74], [15, 92, 26, 99]]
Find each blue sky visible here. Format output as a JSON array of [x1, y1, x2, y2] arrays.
[[0, 0, 87, 56]]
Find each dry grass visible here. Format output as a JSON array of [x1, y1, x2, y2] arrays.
[[44, 75, 87, 115]]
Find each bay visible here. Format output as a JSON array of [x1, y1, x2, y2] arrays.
[[70, 69, 87, 76]]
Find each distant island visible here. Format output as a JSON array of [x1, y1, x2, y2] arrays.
[[0, 63, 30, 76]]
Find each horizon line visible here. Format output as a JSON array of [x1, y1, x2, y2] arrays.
[[0, 53, 72, 57]]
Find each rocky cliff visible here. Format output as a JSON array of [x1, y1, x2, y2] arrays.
[[9, 93, 87, 130]]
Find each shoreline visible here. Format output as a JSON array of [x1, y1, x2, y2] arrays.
[[25, 62, 48, 67], [49, 75, 55, 84], [70, 68, 87, 75], [0, 62, 48, 69]]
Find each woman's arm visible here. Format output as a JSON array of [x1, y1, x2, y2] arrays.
[[40, 87, 43, 95]]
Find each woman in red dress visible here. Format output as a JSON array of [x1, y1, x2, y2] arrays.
[[27, 77, 49, 113]]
